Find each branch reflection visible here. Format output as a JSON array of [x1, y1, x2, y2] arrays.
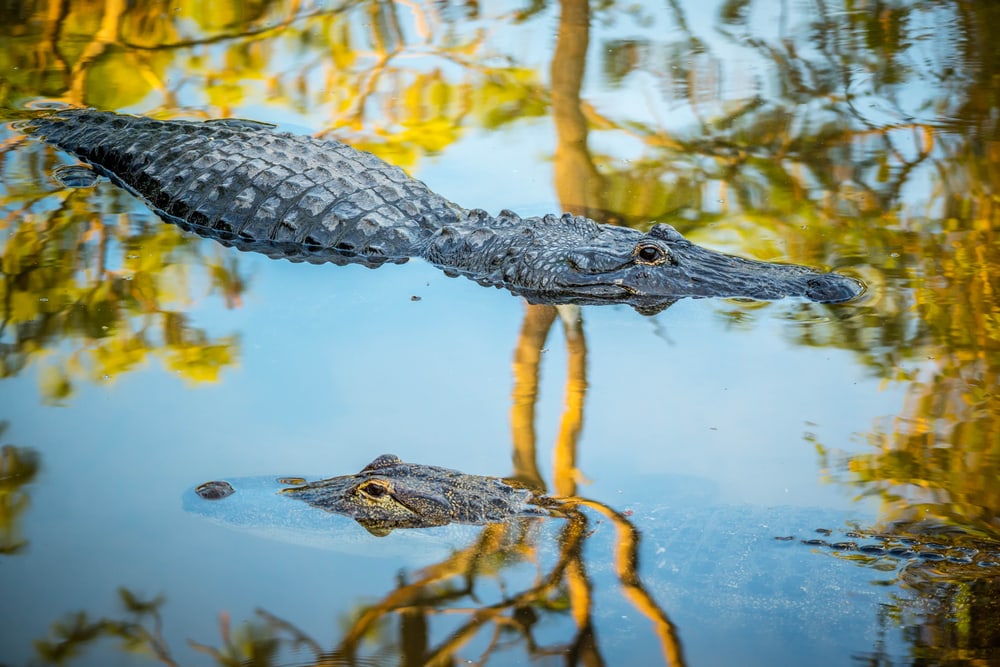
[[6, 0, 1000, 664], [0, 422, 40, 557]]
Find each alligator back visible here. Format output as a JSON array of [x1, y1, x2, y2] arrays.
[[27, 109, 463, 265]]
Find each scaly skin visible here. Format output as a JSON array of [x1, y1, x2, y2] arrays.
[[278, 454, 551, 536], [25, 109, 864, 312]]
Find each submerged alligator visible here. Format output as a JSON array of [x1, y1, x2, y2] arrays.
[[189, 454, 1000, 576], [195, 454, 556, 537], [23, 108, 864, 312]]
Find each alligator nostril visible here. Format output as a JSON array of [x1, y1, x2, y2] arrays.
[[195, 480, 235, 500]]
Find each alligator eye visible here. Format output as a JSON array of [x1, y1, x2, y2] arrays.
[[635, 243, 668, 265], [359, 481, 389, 499]]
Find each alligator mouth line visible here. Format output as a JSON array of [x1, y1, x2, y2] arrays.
[[385, 491, 425, 519], [560, 277, 641, 293]]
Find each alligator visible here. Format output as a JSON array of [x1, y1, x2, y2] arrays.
[[22, 108, 864, 313], [195, 454, 556, 536], [189, 454, 1000, 576]]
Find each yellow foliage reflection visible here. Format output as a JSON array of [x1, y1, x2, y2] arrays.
[[0, 160, 243, 401], [825, 215, 1000, 537], [4, 0, 1000, 663], [0, 423, 40, 556], [1, 0, 550, 402]]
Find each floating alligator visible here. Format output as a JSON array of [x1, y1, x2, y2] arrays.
[[189, 454, 1000, 576], [23, 108, 864, 313], [194, 453, 557, 537], [183, 457, 1000, 666]]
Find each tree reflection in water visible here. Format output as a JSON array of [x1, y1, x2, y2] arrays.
[[4, 0, 1000, 664], [25, 302, 1000, 664], [33, 502, 684, 665], [0, 422, 40, 557]]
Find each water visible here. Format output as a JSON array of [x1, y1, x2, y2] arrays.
[[2, 1, 1000, 665]]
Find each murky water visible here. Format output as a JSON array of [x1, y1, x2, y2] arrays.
[[2, 1, 999, 665]]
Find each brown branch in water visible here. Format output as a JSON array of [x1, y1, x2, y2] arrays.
[[253, 608, 325, 656], [509, 304, 558, 490], [564, 498, 688, 667], [553, 304, 587, 498], [65, 0, 127, 106], [117, 0, 315, 52], [418, 512, 593, 664]]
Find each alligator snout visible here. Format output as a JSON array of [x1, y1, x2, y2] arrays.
[[804, 274, 865, 304]]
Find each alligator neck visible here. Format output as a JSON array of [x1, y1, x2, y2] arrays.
[[418, 208, 606, 291]]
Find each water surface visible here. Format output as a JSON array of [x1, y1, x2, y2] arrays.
[[2, 1, 999, 665]]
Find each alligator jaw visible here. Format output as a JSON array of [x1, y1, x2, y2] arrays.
[[661, 241, 865, 303], [543, 225, 864, 309]]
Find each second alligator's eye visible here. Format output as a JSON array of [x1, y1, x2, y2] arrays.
[[359, 481, 389, 499], [635, 243, 668, 265]]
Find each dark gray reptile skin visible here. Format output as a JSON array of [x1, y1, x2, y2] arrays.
[[26, 109, 865, 310], [26, 110, 460, 266]]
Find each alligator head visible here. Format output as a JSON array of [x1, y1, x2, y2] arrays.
[[278, 454, 551, 536], [560, 223, 863, 304], [538, 222, 864, 314], [429, 212, 864, 314]]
